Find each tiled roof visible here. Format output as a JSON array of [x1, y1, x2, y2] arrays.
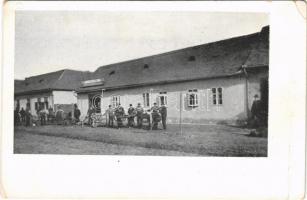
[[15, 69, 92, 95], [78, 26, 269, 93]]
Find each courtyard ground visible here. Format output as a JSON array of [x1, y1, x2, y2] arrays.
[[14, 124, 267, 156]]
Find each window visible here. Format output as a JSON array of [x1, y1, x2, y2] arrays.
[[109, 70, 115, 75], [188, 56, 196, 61], [16, 99, 20, 110], [143, 93, 150, 107], [187, 89, 198, 107], [218, 88, 223, 105], [44, 97, 49, 109], [35, 97, 45, 110], [26, 98, 31, 109], [112, 96, 120, 107], [158, 92, 167, 106], [144, 64, 149, 69], [35, 98, 40, 110], [212, 87, 223, 105], [212, 88, 217, 105]]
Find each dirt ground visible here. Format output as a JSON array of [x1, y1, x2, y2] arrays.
[[14, 124, 267, 156]]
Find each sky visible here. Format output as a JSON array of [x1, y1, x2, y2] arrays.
[[15, 11, 268, 79]]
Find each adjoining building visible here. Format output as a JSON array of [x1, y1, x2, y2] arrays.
[[14, 69, 92, 116], [76, 26, 269, 125]]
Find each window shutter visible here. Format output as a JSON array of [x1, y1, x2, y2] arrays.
[[207, 89, 212, 111], [185, 93, 191, 107], [195, 93, 199, 106]]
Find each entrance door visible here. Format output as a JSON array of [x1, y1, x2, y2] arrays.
[[89, 93, 101, 113], [260, 78, 268, 125]]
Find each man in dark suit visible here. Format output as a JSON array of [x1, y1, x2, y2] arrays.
[[151, 102, 160, 130], [135, 103, 144, 128], [115, 104, 125, 128], [73, 104, 81, 123], [250, 94, 263, 127], [159, 103, 167, 130], [127, 104, 136, 127]]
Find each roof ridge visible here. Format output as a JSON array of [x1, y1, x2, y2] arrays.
[[25, 69, 65, 80], [49, 69, 66, 89], [95, 31, 260, 72], [57, 69, 65, 81]]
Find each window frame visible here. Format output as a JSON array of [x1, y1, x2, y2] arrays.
[[142, 93, 150, 108], [158, 92, 167, 106], [44, 97, 49, 109], [26, 98, 31, 109], [111, 95, 121, 107], [212, 87, 223, 105], [187, 89, 199, 107]]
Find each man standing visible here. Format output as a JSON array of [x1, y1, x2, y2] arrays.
[[142, 109, 151, 130], [74, 104, 81, 123], [135, 103, 144, 128], [250, 94, 263, 127], [151, 102, 160, 130], [87, 105, 95, 126], [56, 106, 65, 125], [39, 106, 48, 125], [127, 104, 136, 127], [106, 105, 115, 127], [25, 107, 32, 126], [20, 107, 26, 124], [159, 103, 167, 130], [115, 104, 125, 128], [48, 106, 55, 123]]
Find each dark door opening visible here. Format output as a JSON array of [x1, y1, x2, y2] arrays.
[[89, 93, 101, 113], [260, 78, 268, 125]]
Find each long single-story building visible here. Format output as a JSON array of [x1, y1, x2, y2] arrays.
[[14, 69, 92, 116], [76, 26, 269, 125]]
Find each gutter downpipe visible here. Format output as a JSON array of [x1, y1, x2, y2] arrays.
[[242, 65, 250, 120]]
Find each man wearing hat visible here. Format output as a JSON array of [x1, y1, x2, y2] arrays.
[[106, 105, 115, 127], [127, 104, 136, 127], [159, 103, 167, 130], [151, 102, 160, 130], [115, 103, 125, 128], [135, 103, 144, 128]]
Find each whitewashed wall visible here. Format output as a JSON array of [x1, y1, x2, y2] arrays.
[[77, 93, 89, 119], [19, 99, 27, 110], [52, 91, 77, 104], [101, 76, 247, 124]]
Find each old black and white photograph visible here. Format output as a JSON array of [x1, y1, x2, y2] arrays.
[[13, 11, 269, 156], [2, 1, 307, 199]]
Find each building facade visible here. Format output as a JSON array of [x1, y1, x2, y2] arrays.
[[76, 26, 269, 125], [15, 69, 91, 116]]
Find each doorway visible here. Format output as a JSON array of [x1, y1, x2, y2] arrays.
[[89, 93, 101, 113], [260, 78, 268, 125]]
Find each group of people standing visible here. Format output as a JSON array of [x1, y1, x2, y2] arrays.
[[14, 107, 32, 126], [14, 104, 82, 126], [15, 101, 168, 130], [14, 106, 48, 126], [102, 102, 167, 130]]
